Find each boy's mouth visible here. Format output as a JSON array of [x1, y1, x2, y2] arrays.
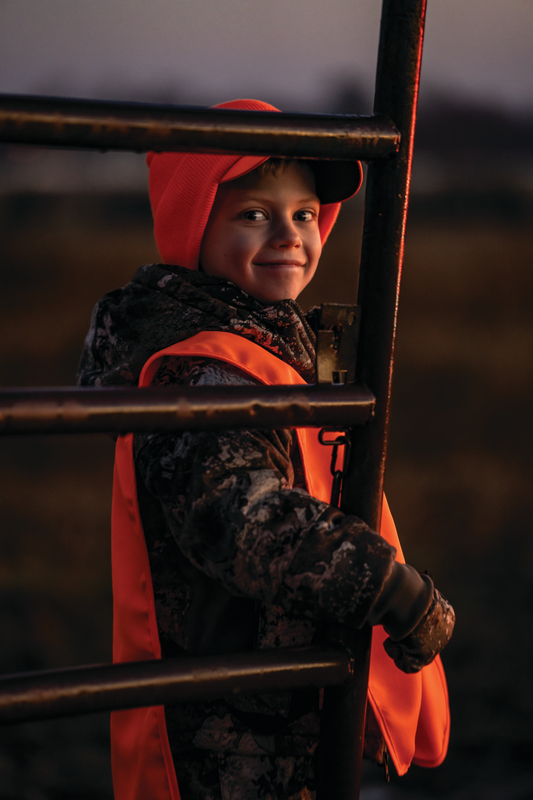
[[253, 260, 305, 267]]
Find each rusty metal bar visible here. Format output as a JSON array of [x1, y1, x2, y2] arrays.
[[0, 94, 399, 158], [316, 2, 429, 798], [316, 624, 372, 797], [0, 94, 399, 160], [0, 384, 375, 435], [346, 0, 428, 529], [0, 646, 351, 725]]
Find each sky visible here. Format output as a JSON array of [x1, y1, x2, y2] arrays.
[[0, 0, 532, 114]]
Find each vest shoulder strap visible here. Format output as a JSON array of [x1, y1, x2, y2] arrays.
[[140, 331, 335, 504]]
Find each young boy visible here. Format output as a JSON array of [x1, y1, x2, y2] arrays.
[[78, 99, 455, 800]]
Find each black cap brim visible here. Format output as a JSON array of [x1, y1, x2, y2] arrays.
[[310, 160, 363, 205]]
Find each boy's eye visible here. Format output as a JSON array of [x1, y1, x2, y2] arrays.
[[242, 210, 267, 221], [293, 210, 315, 222]]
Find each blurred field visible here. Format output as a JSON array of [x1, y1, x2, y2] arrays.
[[0, 188, 532, 798]]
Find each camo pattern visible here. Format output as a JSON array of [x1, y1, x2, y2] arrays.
[[171, 748, 317, 800], [78, 263, 318, 387], [78, 264, 395, 797]]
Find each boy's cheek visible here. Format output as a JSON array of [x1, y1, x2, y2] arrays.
[[301, 265, 319, 295]]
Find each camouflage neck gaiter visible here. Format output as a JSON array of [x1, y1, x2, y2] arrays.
[[77, 263, 318, 388]]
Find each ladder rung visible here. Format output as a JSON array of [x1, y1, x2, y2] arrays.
[[0, 646, 351, 724], [0, 93, 399, 159], [0, 385, 375, 435]]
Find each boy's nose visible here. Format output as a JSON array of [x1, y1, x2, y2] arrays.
[[271, 216, 302, 248]]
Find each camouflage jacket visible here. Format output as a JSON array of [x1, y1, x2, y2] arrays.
[[78, 264, 394, 763]]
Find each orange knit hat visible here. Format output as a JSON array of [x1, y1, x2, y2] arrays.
[[147, 99, 362, 269]]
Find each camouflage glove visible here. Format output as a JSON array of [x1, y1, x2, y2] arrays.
[[366, 561, 455, 674], [383, 587, 455, 674]]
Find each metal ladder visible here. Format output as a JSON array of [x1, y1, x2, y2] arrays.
[[0, 1, 428, 796]]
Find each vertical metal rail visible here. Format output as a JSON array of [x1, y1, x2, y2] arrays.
[[316, 1, 428, 797], [348, 0, 428, 526]]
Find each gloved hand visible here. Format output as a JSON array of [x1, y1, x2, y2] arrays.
[[365, 561, 455, 674], [383, 587, 455, 673]]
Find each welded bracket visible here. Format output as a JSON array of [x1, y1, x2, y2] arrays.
[[316, 303, 361, 385]]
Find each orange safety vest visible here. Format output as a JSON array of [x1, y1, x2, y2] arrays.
[[111, 331, 450, 800]]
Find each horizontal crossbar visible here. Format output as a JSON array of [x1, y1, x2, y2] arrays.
[[0, 94, 399, 159], [0, 385, 375, 435], [0, 646, 351, 724]]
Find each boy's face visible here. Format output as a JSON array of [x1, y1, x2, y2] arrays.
[[200, 162, 322, 303]]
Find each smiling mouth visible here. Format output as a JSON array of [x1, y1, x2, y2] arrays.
[[254, 261, 305, 267]]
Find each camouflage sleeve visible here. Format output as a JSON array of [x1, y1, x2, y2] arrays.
[[134, 356, 396, 630]]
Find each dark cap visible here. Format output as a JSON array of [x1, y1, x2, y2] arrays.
[[309, 159, 363, 205]]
